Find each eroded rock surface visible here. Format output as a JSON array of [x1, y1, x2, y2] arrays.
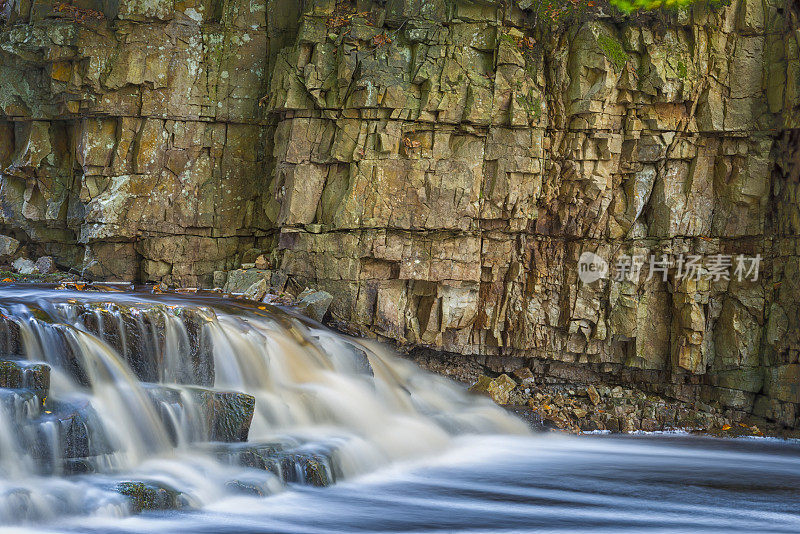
[[0, 0, 275, 285], [2, 0, 800, 427]]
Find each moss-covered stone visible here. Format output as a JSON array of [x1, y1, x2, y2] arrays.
[[597, 32, 629, 70], [116, 481, 184, 514], [210, 440, 338, 487], [278, 453, 334, 487], [186, 387, 255, 443]]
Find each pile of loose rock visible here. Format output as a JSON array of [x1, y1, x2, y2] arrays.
[[0, 234, 74, 281], [0, 237, 334, 325], [470, 369, 767, 437], [215, 263, 334, 323]]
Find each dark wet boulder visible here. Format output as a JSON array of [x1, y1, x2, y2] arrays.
[[29, 399, 115, 464], [225, 479, 267, 496], [207, 439, 337, 487], [206, 440, 294, 475], [226, 442, 289, 477], [277, 452, 335, 487], [115, 481, 184, 514], [294, 289, 333, 323], [187, 387, 255, 442], [309, 335, 374, 377], [70, 303, 215, 387], [214, 440, 338, 487], [144, 385, 255, 443], [72, 303, 168, 384], [62, 458, 97, 475], [0, 316, 85, 387], [0, 360, 50, 399], [177, 307, 215, 387], [71, 303, 161, 383], [305, 457, 332, 487], [340, 340, 374, 377], [42, 324, 89, 387], [0, 388, 43, 421], [0, 317, 22, 356], [62, 453, 124, 475], [120, 310, 163, 384]]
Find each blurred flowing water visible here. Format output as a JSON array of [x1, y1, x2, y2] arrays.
[[0, 285, 798, 533]]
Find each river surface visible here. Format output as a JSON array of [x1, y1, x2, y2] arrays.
[[15, 433, 800, 533], [0, 285, 798, 533]]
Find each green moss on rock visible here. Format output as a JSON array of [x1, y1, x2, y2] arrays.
[[676, 60, 687, 79], [597, 33, 629, 70], [116, 481, 183, 513]]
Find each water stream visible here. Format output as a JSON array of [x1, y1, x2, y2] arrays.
[[0, 285, 798, 532]]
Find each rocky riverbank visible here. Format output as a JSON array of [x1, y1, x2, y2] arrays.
[[0, 235, 78, 283], [407, 350, 798, 439], [475, 372, 766, 437]]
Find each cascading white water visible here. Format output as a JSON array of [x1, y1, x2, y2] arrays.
[[0, 286, 527, 525]]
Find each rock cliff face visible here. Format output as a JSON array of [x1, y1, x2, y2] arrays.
[[1, 0, 800, 426], [0, 0, 277, 280]]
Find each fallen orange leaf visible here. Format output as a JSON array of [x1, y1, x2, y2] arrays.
[[721, 424, 731, 431]]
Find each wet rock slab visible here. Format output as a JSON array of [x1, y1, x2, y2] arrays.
[[115, 481, 185, 514], [0, 360, 50, 399], [69, 302, 215, 386], [144, 384, 255, 443], [30, 399, 116, 463], [209, 440, 339, 487]]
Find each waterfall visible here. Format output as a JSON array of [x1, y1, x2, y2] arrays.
[[0, 285, 526, 524]]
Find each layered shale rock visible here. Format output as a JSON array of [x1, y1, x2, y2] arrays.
[[0, 0, 275, 284], [2, 0, 800, 427]]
